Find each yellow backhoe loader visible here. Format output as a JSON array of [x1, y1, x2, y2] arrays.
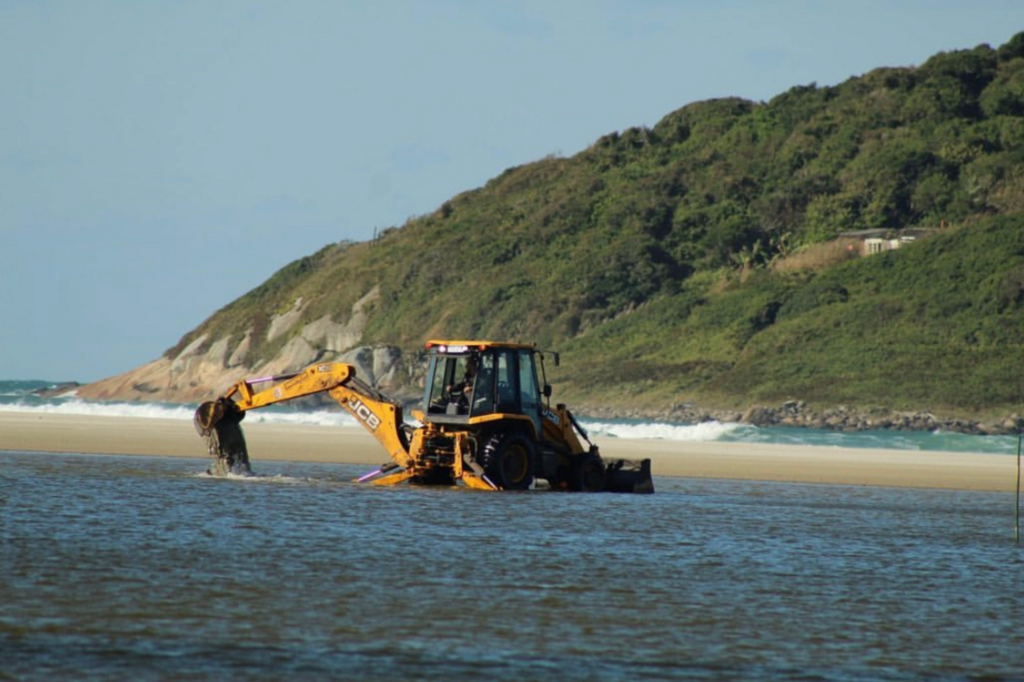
[[194, 340, 653, 493]]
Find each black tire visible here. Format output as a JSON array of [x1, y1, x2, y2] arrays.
[[480, 432, 535, 490], [570, 452, 606, 492]]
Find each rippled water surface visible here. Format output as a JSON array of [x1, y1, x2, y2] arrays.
[[2, 451, 1023, 681]]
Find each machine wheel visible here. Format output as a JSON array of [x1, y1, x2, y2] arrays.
[[570, 452, 606, 492], [480, 432, 535, 490]]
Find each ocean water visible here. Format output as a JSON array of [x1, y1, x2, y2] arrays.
[[1, 379, 1020, 455], [4, 381, 1024, 680], [2, 452, 1022, 681]]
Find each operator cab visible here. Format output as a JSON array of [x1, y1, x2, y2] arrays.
[[423, 341, 545, 433]]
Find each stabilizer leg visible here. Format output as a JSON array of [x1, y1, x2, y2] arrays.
[[369, 468, 416, 486]]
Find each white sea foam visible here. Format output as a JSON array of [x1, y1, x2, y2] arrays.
[[190, 470, 316, 485], [0, 398, 197, 420], [0, 398, 358, 428], [241, 409, 356, 428], [579, 419, 746, 442]]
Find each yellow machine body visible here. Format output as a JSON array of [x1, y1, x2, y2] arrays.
[[195, 341, 653, 493]]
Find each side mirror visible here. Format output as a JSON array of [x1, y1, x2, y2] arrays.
[[543, 384, 552, 398]]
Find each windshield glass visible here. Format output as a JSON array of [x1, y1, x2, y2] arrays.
[[468, 352, 499, 416], [518, 349, 541, 417], [426, 352, 480, 416]]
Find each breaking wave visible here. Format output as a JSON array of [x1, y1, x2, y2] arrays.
[[0, 380, 360, 428], [580, 418, 747, 442], [0, 397, 360, 428]]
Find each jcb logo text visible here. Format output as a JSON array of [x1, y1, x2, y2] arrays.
[[348, 398, 381, 430]]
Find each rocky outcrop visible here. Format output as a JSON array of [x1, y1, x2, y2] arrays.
[[78, 286, 420, 404], [582, 399, 1024, 436], [734, 401, 1024, 436]]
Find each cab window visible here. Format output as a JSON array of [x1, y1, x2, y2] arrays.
[[517, 349, 541, 419], [469, 353, 497, 416], [425, 353, 477, 415]]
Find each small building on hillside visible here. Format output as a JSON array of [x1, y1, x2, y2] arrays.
[[839, 228, 939, 256]]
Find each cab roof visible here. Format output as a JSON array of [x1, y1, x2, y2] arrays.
[[425, 340, 536, 352]]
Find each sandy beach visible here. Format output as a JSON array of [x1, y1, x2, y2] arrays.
[[0, 411, 1017, 492]]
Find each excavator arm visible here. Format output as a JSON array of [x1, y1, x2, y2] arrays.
[[194, 362, 413, 475]]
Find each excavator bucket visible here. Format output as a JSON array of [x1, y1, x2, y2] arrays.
[[604, 458, 655, 494], [194, 398, 252, 476]]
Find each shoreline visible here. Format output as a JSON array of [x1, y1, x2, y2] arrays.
[[31, 379, 1024, 437], [0, 411, 1018, 492]]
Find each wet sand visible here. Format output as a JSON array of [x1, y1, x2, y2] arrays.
[[0, 412, 1017, 492]]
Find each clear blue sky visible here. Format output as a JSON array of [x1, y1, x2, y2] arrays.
[[2, 1, 1022, 382]]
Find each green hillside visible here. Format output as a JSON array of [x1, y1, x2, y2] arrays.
[[171, 32, 1024, 420]]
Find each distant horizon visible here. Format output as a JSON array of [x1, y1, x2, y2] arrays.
[[0, 378, 85, 386]]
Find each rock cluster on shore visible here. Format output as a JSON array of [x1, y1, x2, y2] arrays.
[[583, 400, 1024, 436]]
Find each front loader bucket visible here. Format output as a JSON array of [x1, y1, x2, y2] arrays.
[[604, 458, 654, 494], [194, 399, 252, 476]]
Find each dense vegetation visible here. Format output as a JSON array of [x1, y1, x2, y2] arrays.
[[172, 32, 1024, 419]]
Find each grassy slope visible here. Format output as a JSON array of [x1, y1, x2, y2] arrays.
[[169, 33, 1024, 419], [554, 214, 1024, 418]]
